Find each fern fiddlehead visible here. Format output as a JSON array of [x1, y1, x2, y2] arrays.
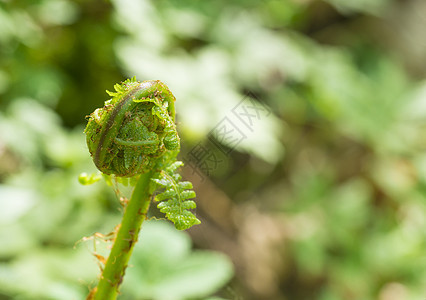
[[83, 78, 200, 300], [85, 78, 179, 177]]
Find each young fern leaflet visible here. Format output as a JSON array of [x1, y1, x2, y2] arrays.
[[153, 161, 200, 230]]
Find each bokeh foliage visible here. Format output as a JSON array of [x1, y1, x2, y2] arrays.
[[1, 0, 426, 299]]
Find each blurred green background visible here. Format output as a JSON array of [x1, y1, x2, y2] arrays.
[[1, 0, 426, 299]]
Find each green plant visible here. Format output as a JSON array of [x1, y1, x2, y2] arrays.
[[81, 77, 200, 300]]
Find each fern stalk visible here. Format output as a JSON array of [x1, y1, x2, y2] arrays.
[[93, 170, 153, 300]]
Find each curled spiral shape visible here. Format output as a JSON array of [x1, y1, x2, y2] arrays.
[[85, 78, 180, 177]]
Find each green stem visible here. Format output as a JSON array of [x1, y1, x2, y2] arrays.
[[92, 171, 154, 300]]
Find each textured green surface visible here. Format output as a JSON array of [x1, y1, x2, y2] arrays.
[[85, 78, 179, 177]]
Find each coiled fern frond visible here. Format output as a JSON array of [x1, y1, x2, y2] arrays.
[[82, 77, 200, 300], [85, 77, 179, 177]]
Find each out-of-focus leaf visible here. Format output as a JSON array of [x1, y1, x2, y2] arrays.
[[122, 221, 234, 300]]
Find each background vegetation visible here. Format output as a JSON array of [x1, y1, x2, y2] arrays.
[[1, 0, 426, 299]]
